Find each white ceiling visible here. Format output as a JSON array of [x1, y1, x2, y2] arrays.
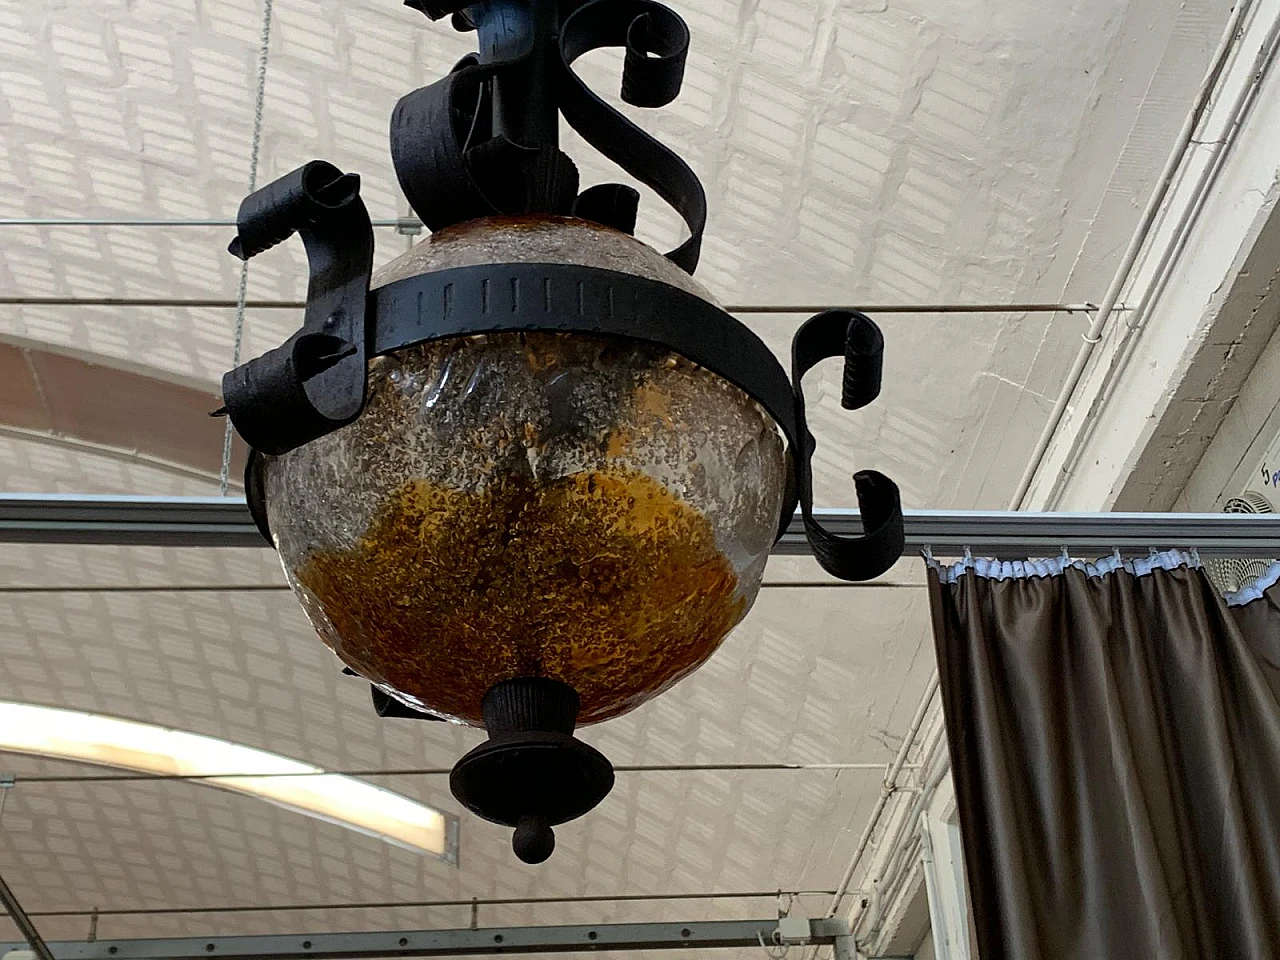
[[0, 0, 1234, 950]]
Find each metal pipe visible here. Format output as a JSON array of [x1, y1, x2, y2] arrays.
[[0, 294, 1110, 315], [848, 745, 952, 945], [0, 870, 56, 960], [1009, 0, 1257, 509], [824, 676, 940, 918]]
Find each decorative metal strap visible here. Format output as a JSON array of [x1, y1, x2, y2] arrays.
[[392, 0, 705, 271], [391, 54, 580, 230], [220, 161, 374, 456], [558, 0, 706, 273], [791, 310, 905, 581]]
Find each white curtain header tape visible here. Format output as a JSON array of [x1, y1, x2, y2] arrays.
[[927, 549, 1280, 608], [926, 548, 1201, 585], [1223, 560, 1280, 607]]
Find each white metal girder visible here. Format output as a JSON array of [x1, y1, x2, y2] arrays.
[[0, 495, 1277, 558]]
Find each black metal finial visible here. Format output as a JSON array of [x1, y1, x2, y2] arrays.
[[449, 678, 614, 864], [512, 815, 556, 864]]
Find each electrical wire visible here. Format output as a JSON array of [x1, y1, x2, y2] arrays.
[[0, 295, 1116, 315], [0, 581, 922, 595], [21, 890, 839, 920], [0, 762, 907, 785]]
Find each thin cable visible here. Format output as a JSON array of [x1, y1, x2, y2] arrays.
[[1, 762, 908, 784], [220, 0, 275, 495], [0, 218, 418, 229], [22, 890, 839, 920], [0, 296, 307, 309], [0, 295, 1115, 315]]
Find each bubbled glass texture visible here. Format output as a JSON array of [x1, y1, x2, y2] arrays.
[[264, 220, 786, 727]]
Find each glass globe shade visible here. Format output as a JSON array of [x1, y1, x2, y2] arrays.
[[264, 217, 787, 726]]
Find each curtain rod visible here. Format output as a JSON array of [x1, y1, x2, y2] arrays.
[[0, 496, 1273, 557], [0, 295, 1108, 315]]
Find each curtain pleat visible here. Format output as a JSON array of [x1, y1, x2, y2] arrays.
[[928, 559, 1280, 960]]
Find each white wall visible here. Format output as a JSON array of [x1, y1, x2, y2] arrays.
[[1176, 322, 1280, 511]]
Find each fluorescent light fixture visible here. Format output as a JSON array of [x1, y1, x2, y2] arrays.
[[0, 701, 457, 862]]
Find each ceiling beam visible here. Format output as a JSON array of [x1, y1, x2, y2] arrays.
[[0, 919, 850, 960]]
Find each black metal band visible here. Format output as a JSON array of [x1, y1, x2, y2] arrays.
[[370, 261, 799, 534]]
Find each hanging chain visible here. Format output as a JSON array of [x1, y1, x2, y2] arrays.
[[220, 0, 276, 495]]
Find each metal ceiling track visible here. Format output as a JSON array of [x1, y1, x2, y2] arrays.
[[0, 495, 1277, 557], [0, 920, 864, 960]]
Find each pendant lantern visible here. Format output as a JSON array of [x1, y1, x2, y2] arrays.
[[220, 0, 904, 863]]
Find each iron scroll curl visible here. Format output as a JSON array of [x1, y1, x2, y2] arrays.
[[557, 0, 706, 273], [219, 161, 374, 457], [791, 311, 906, 581], [390, 0, 706, 273]]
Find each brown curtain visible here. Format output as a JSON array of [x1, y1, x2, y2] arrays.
[[928, 554, 1280, 960]]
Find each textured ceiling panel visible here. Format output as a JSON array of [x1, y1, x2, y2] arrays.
[[0, 433, 217, 495], [0, 0, 1230, 506], [0, 539, 933, 939]]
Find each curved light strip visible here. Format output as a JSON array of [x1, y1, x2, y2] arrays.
[[0, 702, 457, 863]]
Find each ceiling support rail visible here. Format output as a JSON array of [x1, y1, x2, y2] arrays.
[[0, 495, 1277, 557], [0, 919, 850, 960]]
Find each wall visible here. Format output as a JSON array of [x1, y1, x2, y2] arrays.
[[1176, 321, 1280, 511]]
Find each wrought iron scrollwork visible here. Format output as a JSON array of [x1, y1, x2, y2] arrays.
[[557, 0, 705, 272], [220, 161, 374, 457], [390, 52, 582, 231], [792, 311, 906, 581], [391, 0, 706, 273], [222, 1, 904, 583]]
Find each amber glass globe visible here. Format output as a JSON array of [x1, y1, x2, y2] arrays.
[[264, 217, 786, 726]]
